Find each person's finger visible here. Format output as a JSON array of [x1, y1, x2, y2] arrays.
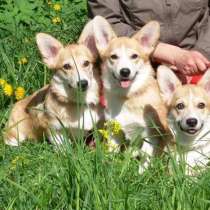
[[200, 55, 209, 65], [183, 66, 192, 75], [170, 65, 178, 71], [185, 59, 198, 75], [194, 58, 206, 72], [192, 51, 209, 65]]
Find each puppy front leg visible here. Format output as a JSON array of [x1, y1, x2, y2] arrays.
[[4, 134, 25, 146], [124, 126, 156, 174], [138, 139, 155, 174], [47, 129, 66, 146]]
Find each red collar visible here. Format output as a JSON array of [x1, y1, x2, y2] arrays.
[[188, 74, 202, 84]]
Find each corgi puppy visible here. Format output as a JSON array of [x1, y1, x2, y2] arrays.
[[157, 65, 210, 173], [4, 20, 102, 146], [93, 16, 169, 173]]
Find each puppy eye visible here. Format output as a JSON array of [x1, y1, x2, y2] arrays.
[[83, 60, 90, 67], [63, 63, 72, 70], [110, 54, 118, 60], [176, 103, 185, 110], [198, 102, 205, 109], [131, 54, 138, 59]]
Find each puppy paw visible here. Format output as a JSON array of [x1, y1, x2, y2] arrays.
[[48, 133, 65, 145], [5, 138, 20, 146], [138, 165, 145, 174], [138, 159, 150, 174]]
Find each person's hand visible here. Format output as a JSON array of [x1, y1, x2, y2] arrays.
[[190, 50, 209, 70], [152, 43, 210, 75], [171, 50, 209, 75]]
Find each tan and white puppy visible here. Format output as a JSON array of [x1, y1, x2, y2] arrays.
[[4, 21, 102, 146], [157, 65, 210, 172], [93, 16, 169, 173]]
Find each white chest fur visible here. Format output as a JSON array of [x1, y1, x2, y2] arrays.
[[49, 105, 100, 132], [105, 96, 147, 140], [107, 105, 145, 126]]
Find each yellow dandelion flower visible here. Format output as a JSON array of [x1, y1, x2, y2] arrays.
[[18, 57, 28, 65], [0, 79, 7, 87], [53, 3, 61, 11], [52, 16, 61, 24], [98, 129, 109, 140], [10, 156, 29, 171], [15, 87, 25, 100], [3, 83, 13, 96], [105, 120, 122, 135]]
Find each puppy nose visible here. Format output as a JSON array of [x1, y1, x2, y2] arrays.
[[120, 68, 130, 78], [186, 118, 198, 127], [77, 80, 88, 91]]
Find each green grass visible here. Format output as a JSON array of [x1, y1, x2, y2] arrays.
[[1, 0, 210, 209], [1, 140, 210, 210]]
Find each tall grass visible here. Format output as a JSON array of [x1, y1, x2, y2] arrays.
[[1, 136, 210, 209]]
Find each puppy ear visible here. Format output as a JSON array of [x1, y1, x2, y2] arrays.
[[78, 20, 98, 60], [157, 65, 182, 105], [93, 16, 117, 56], [36, 33, 63, 69], [198, 69, 210, 96], [133, 21, 160, 55]]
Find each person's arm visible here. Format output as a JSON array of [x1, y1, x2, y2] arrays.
[[87, 0, 135, 36], [192, 10, 210, 60], [153, 42, 209, 75], [150, 7, 210, 75]]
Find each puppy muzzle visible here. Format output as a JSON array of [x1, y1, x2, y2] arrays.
[[178, 119, 204, 135]]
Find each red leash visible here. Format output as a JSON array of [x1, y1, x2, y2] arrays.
[[99, 80, 106, 108]]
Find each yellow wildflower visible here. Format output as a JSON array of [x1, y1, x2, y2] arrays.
[[53, 3, 61, 11], [3, 83, 13, 96], [10, 156, 29, 171], [18, 57, 28, 65], [104, 120, 122, 135], [98, 129, 109, 140], [15, 87, 25, 100], [110, 120, 122, 135], [52, 16, 61, 24], [0, 79, 6, 87]]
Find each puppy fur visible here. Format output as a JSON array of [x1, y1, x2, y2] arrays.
[[157, 65, 210, 173], [4, 20, 102, 146], [93, 16, 169, 173]]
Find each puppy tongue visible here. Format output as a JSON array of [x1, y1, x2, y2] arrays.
[[120, 80, 131, 88]]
